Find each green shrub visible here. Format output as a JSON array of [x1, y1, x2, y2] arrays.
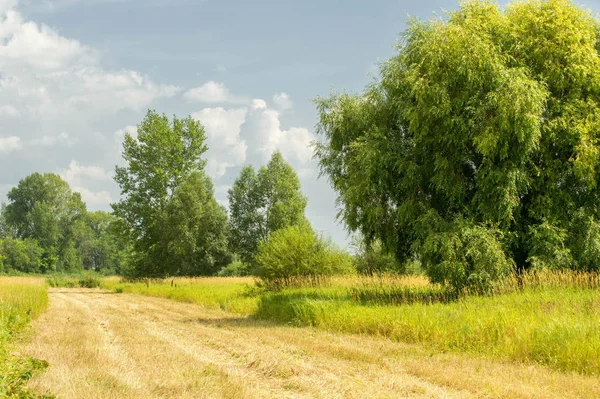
[[353, 238, 402, 275], [421, 222, 514, 293], [255, 224, 354, 290], [78, 276, 100, 288], [217, 260, 250, 277]]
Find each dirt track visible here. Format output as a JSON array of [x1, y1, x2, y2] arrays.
[[18, 289, 600, 398]]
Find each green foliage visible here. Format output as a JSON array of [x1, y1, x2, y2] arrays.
[[314, 0, 600, 290], [2, 173, 87, 273], [527, 221, 574, 270], [421, 222, 514, 292], [352, 236, 402, 275], [228, 152, 308, 265], [0, 238, 43, 274], [255, 224, 354, 289], [153, 172, 232, 276], [217, 260, 250, 277], [112, 110, 229, 277], [71, 211, 129, 274]]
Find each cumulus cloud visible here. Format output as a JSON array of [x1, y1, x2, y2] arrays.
[[190, 100, 315, 179], [29, 132, 74, 147], [74, 186, 113, 209], [0, 6, 179, 125], [0, 136, 21, 152], [273, 92, 292, 110], [242, 104, 315, 165], [60, 160, 113, 209], [0, 104, 19, 116], [114, 125, 138, 149], [192, 107, 247, 178], [184, 81, 247, 104], [61, 160, 112, 184]]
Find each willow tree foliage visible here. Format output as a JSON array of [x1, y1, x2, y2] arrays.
[[315, 0, 600, 290], [228, 151, 308, 265]]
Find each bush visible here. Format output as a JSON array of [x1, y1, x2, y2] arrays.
[[78, 276, 100, 288], [353, 237, 402, 275], [255, 224, 354, 290], [217, 260, 250, 277], [421, 222, 514, 293]]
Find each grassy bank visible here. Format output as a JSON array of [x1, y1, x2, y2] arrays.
[[0, 277, 50, 397], [101, 277, 259, 314], [101, 271, 600, 376]]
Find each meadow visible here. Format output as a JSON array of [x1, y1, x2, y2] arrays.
[[94, 271, 600, 377], [0, 277, 49, 397]]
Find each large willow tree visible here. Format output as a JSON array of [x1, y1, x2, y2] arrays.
[[315, 0, 600, 290]]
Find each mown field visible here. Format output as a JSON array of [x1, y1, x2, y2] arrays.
[[0, 277, 49, 397], [43, 271, 600, 377]]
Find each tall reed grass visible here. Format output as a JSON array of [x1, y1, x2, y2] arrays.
[[256, 270, 600, 375]]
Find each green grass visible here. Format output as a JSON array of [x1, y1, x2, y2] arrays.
[[99, 271, 600, 376], [101, 277, 260, 314], [0, 277, 51, 398]]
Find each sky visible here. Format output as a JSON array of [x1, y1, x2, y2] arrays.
[[1, 0, 600, 247]]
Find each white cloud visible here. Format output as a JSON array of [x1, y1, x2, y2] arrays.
[[61, 160, 111, 185], [59, 160, 113, 209], [190, 100, 315, 181], [29, 132, 73, 147], [114, 125, 138, 149], [184, 81, 246, 104], [0, 12, 85, 70], [0, 136, 21, 152], [192, 107, 247, 178], [273, 92, 292, 110], [242, 103, 315, 165], [0, 7, 179, 123], [251, 98, 266, 110], [0, 104, 19, 116], [73, 186, 113, 208], [0, 0, 17, 15]]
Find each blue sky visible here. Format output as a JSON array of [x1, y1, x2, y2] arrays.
[[1, 0, 600, 247]]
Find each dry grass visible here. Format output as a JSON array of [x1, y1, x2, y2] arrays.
[[19, 288, 600, 398]]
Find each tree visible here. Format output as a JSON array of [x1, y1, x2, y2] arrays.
[[0, 237, 43, 273], [228, 151, 308, 265], [112, 110, 209, 276], [154, 172, 231, 276], [2, 173, 86, 272], [314, 0, 600, 290], [72, 211, 129, 274]]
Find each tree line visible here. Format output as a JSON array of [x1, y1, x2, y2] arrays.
[[0, 173, 127, 274], [0, 110, 350, 281]]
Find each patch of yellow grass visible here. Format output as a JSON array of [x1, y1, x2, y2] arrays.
[[101, 277, 258, 314]]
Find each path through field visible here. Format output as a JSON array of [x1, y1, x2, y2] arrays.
[[18, 288, 600, 398]]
